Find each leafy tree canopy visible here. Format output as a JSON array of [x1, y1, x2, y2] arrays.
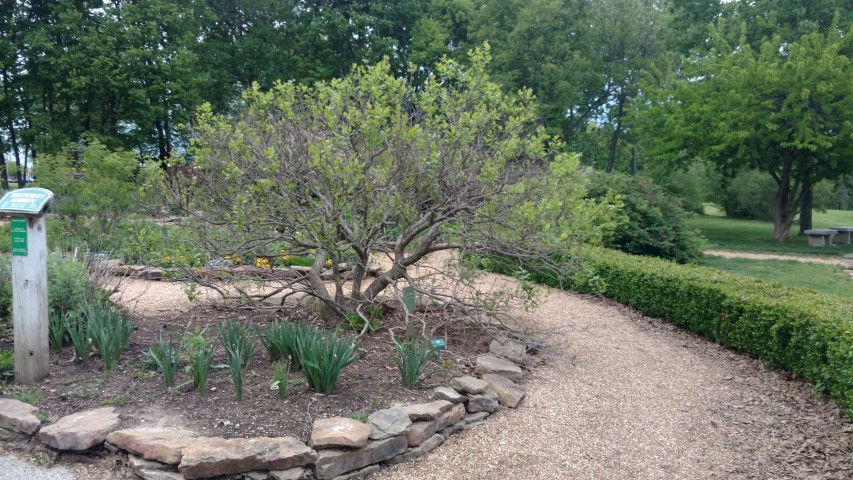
[[637, 24, 853, 240]]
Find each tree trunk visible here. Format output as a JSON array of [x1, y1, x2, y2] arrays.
[[630, 146, 638, 176], [2, 69, 24, 188], [798, 183, 813, 235], [771, 161, 804, 242], [0, 153, 9, 191], [605, 94, 626, 174]]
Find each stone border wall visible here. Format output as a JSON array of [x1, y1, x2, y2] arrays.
[[0, 342, 530, 480]]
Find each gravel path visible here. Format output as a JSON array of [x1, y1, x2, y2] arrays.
[[704, 249, 853, 266], [4, 275, 852, 479], [0, 455, 74, 480]]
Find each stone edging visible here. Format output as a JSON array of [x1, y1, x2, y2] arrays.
[[0, 341, 530, 480]]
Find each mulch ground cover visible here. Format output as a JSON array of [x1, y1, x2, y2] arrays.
[[0, 303, 492, 443]]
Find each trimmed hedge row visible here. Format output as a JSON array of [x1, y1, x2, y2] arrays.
[[489, 249, 853, 416]]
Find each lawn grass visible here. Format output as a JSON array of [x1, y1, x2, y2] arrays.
[[699, 256, 853, 300], [687, 209, 853, 256]]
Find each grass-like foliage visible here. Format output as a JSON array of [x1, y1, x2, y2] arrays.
[[219, 321, 255, 400], [260, 321, 307, 369], [394, 335, 434, 387], [272, 361, 290, 398], [146, 334, 183, 388], [188, 337, 217, 395], [84, 302, 134, 371], [298, 328, 360, 394], [48, 311, 68, 352], [66, 312, 91, 361], [0, 349, 13, 382]]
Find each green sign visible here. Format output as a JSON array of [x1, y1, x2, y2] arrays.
[[0, 188, 54, 216], [403, 286, 416, 313], [11, 217, 27, 256]]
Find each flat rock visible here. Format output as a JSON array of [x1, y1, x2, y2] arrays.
[[0, 398, 41, 435], [311, 417, 372, 449], [0, 426, 30, 440], [489, 338, 527, 364], [433, 387, 466, 404], [367, 405, 411, 440], [107, 428, 197, 464], [385, 434, 444, 465], [244, 472, 269, 480], [178, 437, 316, 479], [406, 403, 465, 447], [39, 407, 120, 451], [481, 373, 526, 408], [404, 400, 452, 421], [137, 470, 187, 480], [129, 454, 174, 474], [330, 464, 380, 480], [466, 389, 500, 413], [269, 468, 305, 480], [315, 436, 407, 480], [474, 355, 523, 381], [450, 376, 487, 395]]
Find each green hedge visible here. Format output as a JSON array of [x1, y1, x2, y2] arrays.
[[495, 249, 853, 416]]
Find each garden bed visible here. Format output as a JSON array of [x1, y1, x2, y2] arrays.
[[0, 300, 495, 444]]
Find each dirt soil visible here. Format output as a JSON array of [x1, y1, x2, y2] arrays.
[[0, 280, 494, 444]]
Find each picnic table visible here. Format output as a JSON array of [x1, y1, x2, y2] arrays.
[[830, 226, 853, 244], [804, 229, 838, 247]]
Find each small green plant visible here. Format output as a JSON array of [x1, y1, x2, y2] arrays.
[[219, 321, 255, 400], [66, 312, 91, 361], [48, 311, 68, 352], [271, 360, 290, 398], [181, 283, 203, 302], [183, 327, 209, 355], [84, 302, 134, 371], [298, 328, 360, 394], [146, 334, 183, 388], [342, 308, 381, 333], [260, 321, 308, 369], [101, 393, 131, 406], [0, 349, 14, 382], [440, 358, 455, 380], [189, 338, 217, 394], [394, 335, 434, 387], [34, 411, 50, 423], [11, 388, 42, 405], [350, 411, 369, 423]]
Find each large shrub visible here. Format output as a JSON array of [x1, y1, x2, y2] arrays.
[[722, 170, 777, 221], [33, 140, 140, 252], [567, 248, 853, 416], [585, 172, 703, 263], [0, 252, 103, 322], [154, 48, 614, 322]]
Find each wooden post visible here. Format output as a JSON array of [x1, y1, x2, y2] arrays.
[[11, 215, 49, 383]]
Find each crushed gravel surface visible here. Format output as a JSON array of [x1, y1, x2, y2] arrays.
[[3, 274, 852, 479], [704, 249, 853, 266], [0, 455, 74, 480], [373, 289, 852, 480]]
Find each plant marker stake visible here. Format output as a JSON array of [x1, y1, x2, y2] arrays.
[[431, 338, 446, 360], [0, 188, 54, 384]]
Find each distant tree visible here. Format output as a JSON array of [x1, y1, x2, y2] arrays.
[[638, 26, 853, 241]]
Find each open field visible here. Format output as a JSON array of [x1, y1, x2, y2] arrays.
[[688, 209, 853, 256], [698, 256, 853, 300]]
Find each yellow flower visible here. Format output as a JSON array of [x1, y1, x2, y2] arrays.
[[255, 257, 271, 269], [325, 259, 333, 268]]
